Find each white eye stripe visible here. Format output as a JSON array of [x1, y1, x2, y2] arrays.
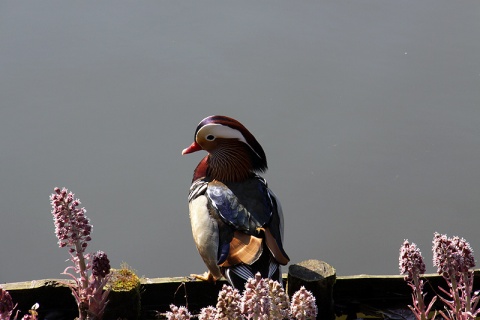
[[197, 124, 247, 144], [197, 123, 262, 159]]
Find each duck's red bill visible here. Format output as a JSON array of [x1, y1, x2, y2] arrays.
[[182, 141, 202, 155]]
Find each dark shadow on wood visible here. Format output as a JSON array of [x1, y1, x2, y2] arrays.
[[3, 268, 480, 319]]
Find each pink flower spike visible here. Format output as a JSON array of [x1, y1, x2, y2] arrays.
[[165, 304, 192, 320], [290, 286, 318, 320], [50, 188, 92, 254], [433, 232, 475, 276], [399, 239, 426, 281]]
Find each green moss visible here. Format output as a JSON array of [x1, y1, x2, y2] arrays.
[[105, 263, 142, 320], [108, 262, 141, 292]]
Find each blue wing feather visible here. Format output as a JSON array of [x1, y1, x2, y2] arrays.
[[207, 177, 271, 234]]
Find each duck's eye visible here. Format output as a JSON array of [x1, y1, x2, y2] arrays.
[[206, 134, 215, 141]]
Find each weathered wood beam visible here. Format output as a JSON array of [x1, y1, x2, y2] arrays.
[[287, 260, 336, 320], [2, 269, 479, 319]]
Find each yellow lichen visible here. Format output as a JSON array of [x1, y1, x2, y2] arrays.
[[107, 262, 140, 292]]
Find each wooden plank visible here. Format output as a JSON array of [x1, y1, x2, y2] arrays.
[[2, 269, 479, 319], [334, 270, 480, 318], [3, 279, 77, 319]]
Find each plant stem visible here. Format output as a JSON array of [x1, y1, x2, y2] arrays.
[[448, 269, 462, 316], [463, 271, 472, 314], [413, 274, 427, 320]]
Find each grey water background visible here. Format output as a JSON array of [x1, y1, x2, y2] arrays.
[[1, 1, 479, 284]]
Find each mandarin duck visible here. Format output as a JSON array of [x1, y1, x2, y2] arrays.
[[182, 115, 289, 289]]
